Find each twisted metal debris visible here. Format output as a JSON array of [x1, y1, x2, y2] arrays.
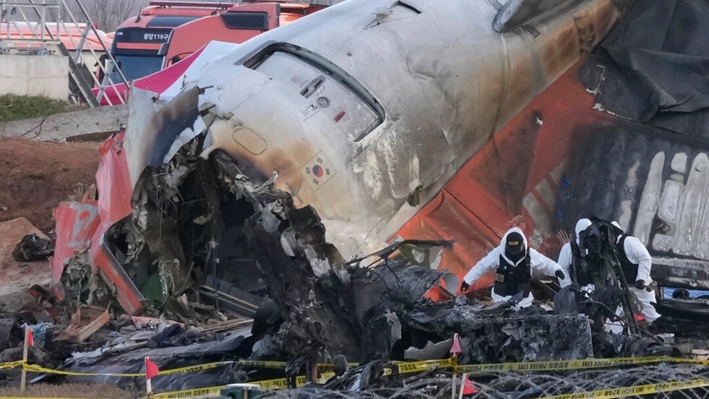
[[256, 365, 709, 399]]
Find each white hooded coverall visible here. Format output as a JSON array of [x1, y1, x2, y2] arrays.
[[616, 233, 661, 323], [462, 227, 564, 307], [557, 219, 660, 323], [556, 218, 592, 290]]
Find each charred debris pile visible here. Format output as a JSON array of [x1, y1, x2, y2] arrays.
[[1, 136, 702, 394]]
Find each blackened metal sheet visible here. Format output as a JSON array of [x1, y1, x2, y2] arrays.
[[654, 298, 709, 318], [124, 87, 201, 187], [556, 119, 709, 288], [199, 275, 263, 317], [403, 302, 593, 363], [586, 0, 709, 134], [63, 327, 251, 391], [652, 258, 709, 290], [403, 338, 453, 361], [358, 260, 454, 306]]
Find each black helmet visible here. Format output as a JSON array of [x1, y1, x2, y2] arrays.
[[505, 232, 525, 259]]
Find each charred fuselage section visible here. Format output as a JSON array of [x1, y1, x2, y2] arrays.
[[92, 137, 458, 368], [86, 132, 655, 378]]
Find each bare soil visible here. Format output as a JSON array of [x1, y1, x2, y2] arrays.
[[0, 218, 51, 311], [0, 138, 101, 234], [0, 140, 137, 398]]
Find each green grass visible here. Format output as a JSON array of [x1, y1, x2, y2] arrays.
[[0, 94, 83, 123]]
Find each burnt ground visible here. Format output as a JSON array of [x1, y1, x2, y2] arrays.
[[0, 138, 101, 234]]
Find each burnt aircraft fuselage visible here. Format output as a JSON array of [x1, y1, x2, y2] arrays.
[[113, 0, 637, 312], [157, 0, 630, 261]]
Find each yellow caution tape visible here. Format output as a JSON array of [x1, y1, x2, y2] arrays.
[[238, 360, 286, 369], [228, 359, 446, 391], [156, 361, 235, 376], [239, 360, 446, 390], [0, 361, 22, 370], [541, 378, 709, 399], [13, 356, 708, 378], [238, 356, 695, 375], [253, 376, 305, 390], [22, 363, 145, 377], [1, 356, 704, 399], [388, 359, 452, 374], [12, 355, 709, 379], [21, 361, 237, 377], [454, 356, 706, 374], [151, 385, 226, 399]]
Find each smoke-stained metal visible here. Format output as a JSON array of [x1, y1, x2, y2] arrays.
[[125, 0, 632, 264]]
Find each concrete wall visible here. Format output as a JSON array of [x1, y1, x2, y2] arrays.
[[0, 55, 68, 100], [0, 104, 128, 141]]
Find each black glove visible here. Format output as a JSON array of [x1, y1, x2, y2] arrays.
[[555, 270, 565, 280], [460, 281, 470, 292], [635, 280, 645, 290]]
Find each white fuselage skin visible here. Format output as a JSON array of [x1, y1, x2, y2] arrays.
[[139, 0, 628, 259]]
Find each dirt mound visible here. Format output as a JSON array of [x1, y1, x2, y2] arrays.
[[0, 138, 101, 234]]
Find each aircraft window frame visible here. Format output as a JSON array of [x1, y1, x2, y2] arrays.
[[237, 41, 385, 142]]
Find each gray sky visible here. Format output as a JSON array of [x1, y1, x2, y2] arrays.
[[74, 0, 338, 32]]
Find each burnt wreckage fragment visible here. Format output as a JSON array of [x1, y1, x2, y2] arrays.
[[209, 150, 449, 368], [215, 162, 465, 372], [57, 129, 667, 384], [91, 137, 661, 376], [70, 99, 665, 383], [13, 233, 54, 262], [96, 133, 459, 368], [554, 218, 643, 334], [402, 299, 594, 363]]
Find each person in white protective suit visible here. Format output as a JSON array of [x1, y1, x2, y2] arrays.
[[611, 221, 661, 323], [556, 218, 592, 290], [460, 227, 566, 307]]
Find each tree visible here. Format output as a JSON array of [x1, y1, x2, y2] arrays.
[[66, 0, 141, 32]]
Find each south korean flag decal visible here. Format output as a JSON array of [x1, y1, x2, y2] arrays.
[[303, 152, 336, 191]]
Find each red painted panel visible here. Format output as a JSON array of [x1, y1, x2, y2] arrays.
[[89, 133, 145, 314], [395, 57, 614, 297], [50, 201, 100, 297]]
